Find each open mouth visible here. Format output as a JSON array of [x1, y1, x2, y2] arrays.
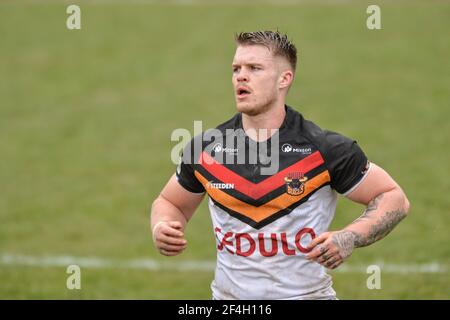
[[236, 87, 251, 98]]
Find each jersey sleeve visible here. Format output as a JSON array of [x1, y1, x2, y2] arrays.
[[321, 131, 369, 195], [175, 136, 206, 194]]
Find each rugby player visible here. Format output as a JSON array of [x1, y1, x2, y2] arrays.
[[150, 31, 410, 299]]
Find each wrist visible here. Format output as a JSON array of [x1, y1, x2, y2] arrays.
[[336, 229, 357, 251]]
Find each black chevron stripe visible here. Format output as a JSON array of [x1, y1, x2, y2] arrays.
[[196, 163, 328, 207], [209, 182, 331, 229]]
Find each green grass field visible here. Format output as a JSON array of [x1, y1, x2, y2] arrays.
[[0, 0, 449, 299]]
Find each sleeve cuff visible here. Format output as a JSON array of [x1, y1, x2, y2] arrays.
[[342, 162, 372, 197]]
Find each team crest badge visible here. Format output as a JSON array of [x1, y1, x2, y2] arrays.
[[284, 172, 308, 196]]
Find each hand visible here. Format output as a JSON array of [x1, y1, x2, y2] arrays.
[[152, 221, 187, 256], [305, 230, 356, 269]]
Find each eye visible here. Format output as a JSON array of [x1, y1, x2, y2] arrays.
[[250, 65, 261, 70], [232, 66, 240, 73]]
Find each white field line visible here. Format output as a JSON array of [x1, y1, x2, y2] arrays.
[[0, 254, 448, 274], [0, 254, 215, 272]]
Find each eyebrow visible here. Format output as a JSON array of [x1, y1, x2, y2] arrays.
[[232, 62, 264, 67]]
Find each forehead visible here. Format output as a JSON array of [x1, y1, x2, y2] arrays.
[[232, 45, 275, 65]]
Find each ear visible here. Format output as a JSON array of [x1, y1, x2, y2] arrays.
[[278, 69, 294, 90]]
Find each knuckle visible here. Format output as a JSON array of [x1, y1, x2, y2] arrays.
[[157, 223, 168, 231]]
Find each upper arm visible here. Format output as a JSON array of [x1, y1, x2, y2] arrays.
[[319, 131, 408, 209], [157, 134, 206, 221], [159, 174, 205, 222], [345, 163, 400, 205]]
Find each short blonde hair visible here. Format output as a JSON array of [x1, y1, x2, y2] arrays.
[[235, 30, 298, 72]]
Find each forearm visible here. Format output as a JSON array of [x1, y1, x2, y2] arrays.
[[150, 195, 188, 231], [342, 188, 410, 248], [306, 165, 411, 268]]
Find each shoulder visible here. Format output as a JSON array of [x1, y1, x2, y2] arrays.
[[286, 106, 368, 194], [286, 106, 359, 155]]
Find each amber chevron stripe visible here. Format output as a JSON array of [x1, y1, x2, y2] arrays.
[[195, 170, 330, 223]]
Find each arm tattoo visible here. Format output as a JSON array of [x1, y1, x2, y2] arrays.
[[350, 209, 407, 248], [351, 193, 384, 224], [331, 231, 355, 259], [366, 193, 383, 212]]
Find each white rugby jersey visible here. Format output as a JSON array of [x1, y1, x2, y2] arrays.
[[176, 105, 369, 300]]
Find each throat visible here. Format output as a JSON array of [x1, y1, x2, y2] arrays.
[[242, 106, 286, 142]]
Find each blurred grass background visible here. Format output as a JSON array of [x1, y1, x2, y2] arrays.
[[0, 0, 449, 299]]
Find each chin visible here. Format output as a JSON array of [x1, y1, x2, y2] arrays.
[[236, 103, 259, 116], [236, 100, 272, 117]]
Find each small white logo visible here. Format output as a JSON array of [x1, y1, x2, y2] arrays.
[[206, 182, 234, 189], [281, 143, 292, 152], [297, 148, 312, 154], [281, 144, 312, 154], [213, 143, 223, 153], [213, 143, 238, 154]]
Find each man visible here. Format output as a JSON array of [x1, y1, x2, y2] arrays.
[[151, 31, 410, 300]]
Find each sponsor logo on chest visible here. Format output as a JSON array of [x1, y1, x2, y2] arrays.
[[214, 227, 316, 257], [281, 143, 312, 155]]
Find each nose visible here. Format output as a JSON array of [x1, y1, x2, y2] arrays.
[[236, 69, 249, 82]]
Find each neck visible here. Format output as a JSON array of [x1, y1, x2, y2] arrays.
[[241, 101, 286, 142]]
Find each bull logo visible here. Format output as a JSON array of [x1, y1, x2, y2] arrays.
[[284, 172, 308, 196]]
